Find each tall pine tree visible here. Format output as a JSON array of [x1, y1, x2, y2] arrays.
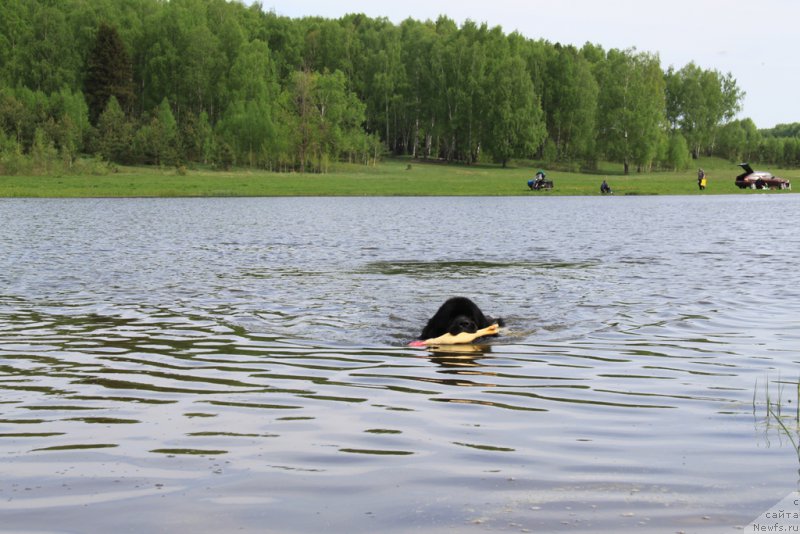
[[84, 23, 134, 125]]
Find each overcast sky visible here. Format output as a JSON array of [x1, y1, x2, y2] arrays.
[[259, 0, 799, 129]]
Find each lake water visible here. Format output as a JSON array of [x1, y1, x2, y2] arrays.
[[1, 195, 799, 533]]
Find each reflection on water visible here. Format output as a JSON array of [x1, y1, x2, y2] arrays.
[[1, 195, 799, 532]]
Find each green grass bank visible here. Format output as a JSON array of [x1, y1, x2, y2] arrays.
[[1, 158, 797, 197]]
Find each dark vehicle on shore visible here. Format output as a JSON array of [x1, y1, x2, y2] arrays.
[[527, 170, 553, 191], [527, 179, 553, 191], [735, 163, 791, 190]]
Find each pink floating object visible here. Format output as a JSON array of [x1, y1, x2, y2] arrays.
[[408, 340, 427, 348]]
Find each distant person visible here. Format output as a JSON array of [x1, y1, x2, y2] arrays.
[[697, 168, 707, 190], [600, 179, 612, 194]]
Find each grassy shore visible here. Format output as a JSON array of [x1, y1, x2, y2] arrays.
[[1, 158, 797, 197]]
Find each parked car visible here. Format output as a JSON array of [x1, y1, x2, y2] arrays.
[[735, 163, 791, 190]]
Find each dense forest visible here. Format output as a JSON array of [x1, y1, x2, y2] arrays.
[[1, 0, 799, 175]]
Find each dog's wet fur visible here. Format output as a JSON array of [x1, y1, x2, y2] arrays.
[[419, 297, 504, 340]]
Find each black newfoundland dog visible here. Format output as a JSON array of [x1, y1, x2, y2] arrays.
[[414, 297, 504, 345]]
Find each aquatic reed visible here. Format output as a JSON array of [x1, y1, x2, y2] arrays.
[[755, 376, 800, 462]]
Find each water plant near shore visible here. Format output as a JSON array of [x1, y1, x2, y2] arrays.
[[755, 376, 800, 462]]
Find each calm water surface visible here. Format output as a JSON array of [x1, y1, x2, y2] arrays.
[[1, 195, 799, 533]]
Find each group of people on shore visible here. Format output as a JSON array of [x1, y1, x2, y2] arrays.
[[527, 168, 710, 194]]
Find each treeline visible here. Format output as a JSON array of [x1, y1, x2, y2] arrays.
[[715, 119, 800, 168], [0, 0, 791, 175]]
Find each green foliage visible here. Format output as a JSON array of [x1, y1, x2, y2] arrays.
[[542, 138, 558, 166], [542, 44, 598, 162], [0, 85, 91, 168], [215, 39, 280, 168], [51, 88, 91, 164], [596, 49, 667, 174], [754, 122, 800, 167], [0, 87, 28, 147], [216, 98, 277, 167], [666, 132, 691, 171], [215, 141, 234, 171], [0, 130, 28, 175], [717, 121, 747, 162], [0, 0, 756, 175], [30, 127, 58, 174], [485, 53, 546, 166], [281, 69, 372, 172], [85, 22, 134, 125], [665, 63, 743, 158], [96, 96, 132, 163], [26, 2, 81, 92], [136, 97, 181, 166], [763, 122, 800, 138], [181, 111, 214, 164]]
